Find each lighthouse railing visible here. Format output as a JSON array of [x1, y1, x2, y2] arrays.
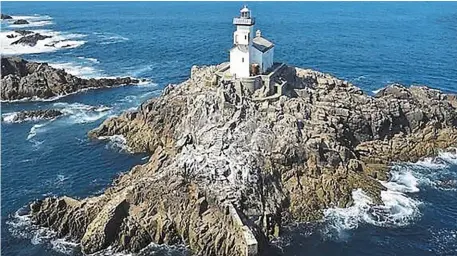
[[233, 17, 255, 25]]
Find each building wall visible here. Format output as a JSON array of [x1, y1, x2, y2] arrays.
[[237, 25, 254, 42], [233, 30, 250, 45], [251, 47, 274, 74], [262, 48, 274, 73], [251, 48, 263, 71], [230, 47, 250, 78]]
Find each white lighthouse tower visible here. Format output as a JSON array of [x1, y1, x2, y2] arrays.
[[230, 6, 275, 79]]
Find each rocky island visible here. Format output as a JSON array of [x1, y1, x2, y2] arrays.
[[1, 57, 139, 101], [2, 109, 64, 123], [28, 62, 457, 255], [1, 13, 13, 20], [12, 19, 29, 25]]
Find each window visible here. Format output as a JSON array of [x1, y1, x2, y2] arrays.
[[242, 57, 244, 63], [245, 35, 247, 40]]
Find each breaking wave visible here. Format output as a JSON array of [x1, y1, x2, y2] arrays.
[[1, 29, 86, 56], [322, 148, 457, 241], [3, 103, 111, 126], [322, 188, 422, 241], [49, 62, 101, 78], [2, 111, 61, 124], [27, 122, 52, 140], [6, 208, 81, 255], [1, 13, 86, 56], [52, 102, 112, 124], [2, 112, 20, 123], [97, 135, 132, 153], [405, 148, 457, 191]]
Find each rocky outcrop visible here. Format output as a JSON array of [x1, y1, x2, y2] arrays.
[[6, 30, 34, 39], [1, 14, 13, 19], [2, 109, 63, 123], [13, 19, 29, 25], [1, 57, 139, 101], [30, 64, 457, 255], [15, 30, 34, 36], [11, 33, 52, 47]]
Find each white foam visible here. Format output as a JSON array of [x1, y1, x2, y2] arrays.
[[404, 149, 457, 191], [414, 157, 449, 170], [5, 15, 53, 28], [438, 149, 457, 165], [10, 15, 52, 21], [98, 135, 132, 153], [0, 29, 86, 56], [9, 20, 54, 28], [376, 190, 421, 226], [7, 208, 80, 255], [2, 112, 19, 123], [323, 189, 373, 236], [372, 88, 382, 94], [323, 188, 421, 241], [322, 148, 457, 240], [7, 206, 188, 255], [2, 111, 61, 123], [0, 93, 74, 103], [380, 167, 420, 193], [53, 102, 112, 124], [51, 238, 79, 255], [27, 122, 50, 140], [95, 32, 129, 45], [49, 62, 100, 78], [77, 56, 100, 63], [351, 75, 366, 83]]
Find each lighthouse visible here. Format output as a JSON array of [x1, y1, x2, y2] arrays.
[[230, 6, 275, 78]]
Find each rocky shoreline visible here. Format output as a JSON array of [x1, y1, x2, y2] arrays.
[[28, 64, 457, 255], [1, 57, 139, 101]]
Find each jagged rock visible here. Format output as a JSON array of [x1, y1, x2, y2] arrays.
[[11, 33, 52, 47], [13, 19, 28, 25], [15, 30, 34, 36], [1, 57, 139, 101], [1, 14, 12, 19], [30, 64, 457, 255], [3, 109, 63, 123]]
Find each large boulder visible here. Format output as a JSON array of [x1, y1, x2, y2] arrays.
[[1, 14, 13, 19], [12, 19, 28, 25]]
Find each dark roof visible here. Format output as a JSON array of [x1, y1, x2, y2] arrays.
[[252, 36, 274, 53]]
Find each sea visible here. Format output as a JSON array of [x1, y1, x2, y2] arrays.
[[1, 2, 457, 256]]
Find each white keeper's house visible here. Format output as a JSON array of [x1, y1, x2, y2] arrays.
[[229, 6, 275, 78]]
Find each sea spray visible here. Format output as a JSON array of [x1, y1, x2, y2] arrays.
[[53, 102, 112, 124], [27, 122, 51, 140], [322, 149, 457, 241], [98, 135, 132, 153]]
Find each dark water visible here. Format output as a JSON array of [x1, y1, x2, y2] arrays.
[[1, 2, 457, 256]]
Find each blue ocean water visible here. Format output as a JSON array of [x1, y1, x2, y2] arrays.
[[1, 2, 457, 256]]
